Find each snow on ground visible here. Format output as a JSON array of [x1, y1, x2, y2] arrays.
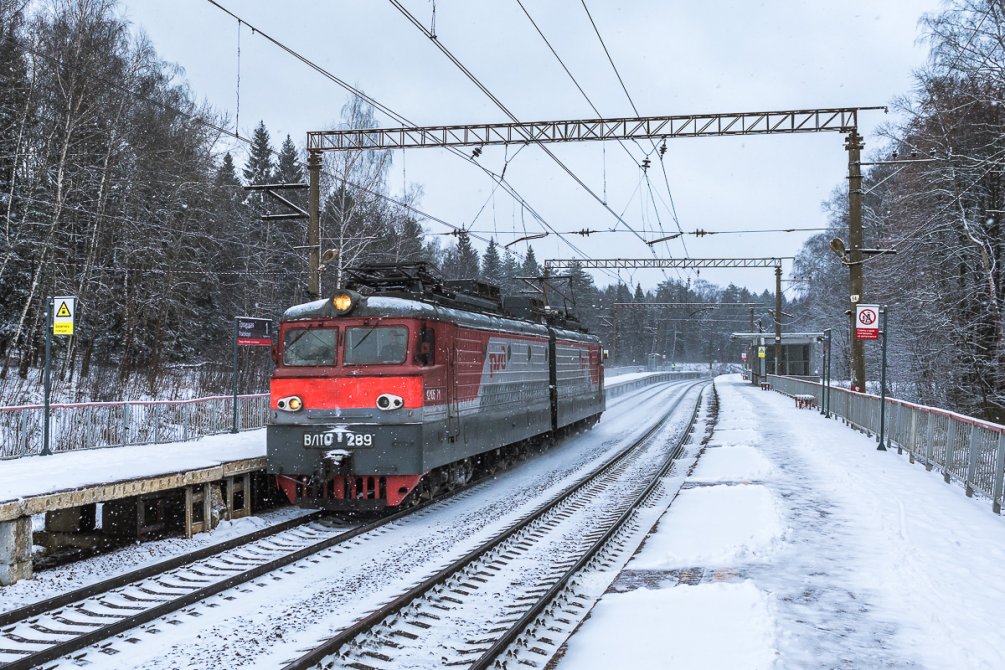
[[629, 484, 786, 569], [558, 581, 776, 669], [0, 430, 265, 503], [49, 382, 702, 669], [689, 445, 777, 482], [558, 374, 1005, 670]]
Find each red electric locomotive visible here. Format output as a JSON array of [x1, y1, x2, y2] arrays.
[[266, 263, 604, 511]]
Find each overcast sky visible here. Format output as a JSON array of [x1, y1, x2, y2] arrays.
[[118, 0, 944, 295]]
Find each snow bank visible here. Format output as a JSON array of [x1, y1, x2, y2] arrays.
[[690, 445, 777, 482], [557, 581, 776, 669], [629, 484, 785, 568]]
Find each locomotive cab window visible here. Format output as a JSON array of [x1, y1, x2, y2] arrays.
[[345, 326, 409, 365], [283, 327, 337, 366]]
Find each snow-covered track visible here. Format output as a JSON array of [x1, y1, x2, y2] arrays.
[[0, 511, 325, 629], [281, 381, 707, 670], [0, 512, 391, 669]]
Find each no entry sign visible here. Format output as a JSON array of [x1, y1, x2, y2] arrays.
[[855, 304, 880, 340]]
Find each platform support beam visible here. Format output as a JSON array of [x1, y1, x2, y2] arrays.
[[0, 515, 32, 585]]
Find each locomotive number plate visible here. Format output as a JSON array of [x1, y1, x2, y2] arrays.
[[303, 427, 374, 449]]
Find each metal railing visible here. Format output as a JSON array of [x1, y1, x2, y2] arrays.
[[767, 374, 1005, 514], [0, 394, 269, 460], [606, 370, 707, 399]]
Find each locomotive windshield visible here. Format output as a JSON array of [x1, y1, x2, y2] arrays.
[[283, 327, 337, 366], [345, 326, 408, 365]]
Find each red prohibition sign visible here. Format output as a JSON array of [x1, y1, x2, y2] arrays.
[[858, 308, 877, 325]]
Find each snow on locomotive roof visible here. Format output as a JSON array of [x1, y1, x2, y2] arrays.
[[281, 295, 596, 343], [282, 298, 331, 320]]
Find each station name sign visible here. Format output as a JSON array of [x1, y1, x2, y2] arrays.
[[236, 317, 272, 346]]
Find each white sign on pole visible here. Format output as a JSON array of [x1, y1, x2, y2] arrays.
[[53, 296, 75, 336], [855, 303, 880, 340]]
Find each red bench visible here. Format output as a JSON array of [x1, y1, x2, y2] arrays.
[[794, 394, 816, 409]]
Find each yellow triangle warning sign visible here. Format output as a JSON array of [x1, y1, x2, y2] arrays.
[[56, 302, 71, 318]]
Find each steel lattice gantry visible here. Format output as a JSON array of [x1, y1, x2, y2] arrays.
[[543, 257, 788, 270], [307, 107, 883, 151], [546, 257, 788, 376], [306, 105, 886, 390]]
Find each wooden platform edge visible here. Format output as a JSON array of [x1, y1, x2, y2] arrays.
[[0, 456, 267, 522]]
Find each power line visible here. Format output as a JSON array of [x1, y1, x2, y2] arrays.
[[203, 0, 590, 272], [574, 0, 691, 267], [388, 0, 652, 252], [512, 0, 647, 176], [513, 0, 687, 289], [579, 0, 640, 115]]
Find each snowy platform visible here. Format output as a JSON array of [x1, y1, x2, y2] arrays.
[[0, 431, 265, 519], [0, 430, 265, 584], [557, 374, 1005, 670]]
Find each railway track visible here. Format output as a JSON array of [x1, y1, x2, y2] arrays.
[[0, 379, 703, 670], [282, 380, 710, 670], [0, 512, 374, 669]]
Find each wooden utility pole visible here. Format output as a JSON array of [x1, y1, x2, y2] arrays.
[[307, 151, 322, 299], [846, 130, 866, 391]]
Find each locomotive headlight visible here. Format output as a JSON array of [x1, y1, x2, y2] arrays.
[[376, 393, 404, 411], [331, 290, 355, 314], [277, 395, 303, 412]]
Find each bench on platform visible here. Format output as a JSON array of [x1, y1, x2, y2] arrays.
[[760, 382, 772, 391], [794, 394, 816, 409]]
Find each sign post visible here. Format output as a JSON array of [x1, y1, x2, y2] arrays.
[[878, 306, 890, 451], [823, 328, 832, 417], [232, 317, 273, 433], [43, 296, 76, 456], [43, 299, 52, 456]]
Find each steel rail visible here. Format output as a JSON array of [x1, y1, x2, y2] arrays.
[[606, 378, 692, 409], [0, 510, 324, 628], [1, 379, 696, 670], [282, 380, 706, 670]]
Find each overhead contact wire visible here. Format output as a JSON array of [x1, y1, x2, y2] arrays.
[[388, 0, 652, 251]]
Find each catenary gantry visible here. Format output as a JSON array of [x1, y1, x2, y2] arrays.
[[307, 108, 880, 151]]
